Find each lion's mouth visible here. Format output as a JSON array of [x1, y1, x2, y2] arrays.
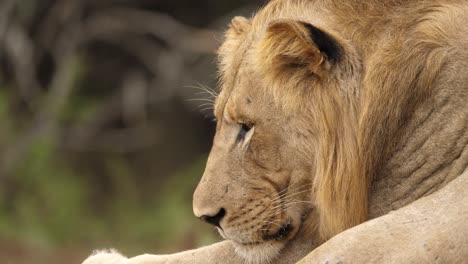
[[262, 222, 292, 241], [226, 219, 297, 264], [224, 221, 293, 247]]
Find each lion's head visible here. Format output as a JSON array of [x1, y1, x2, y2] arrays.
[[192, 4, 368, 263]]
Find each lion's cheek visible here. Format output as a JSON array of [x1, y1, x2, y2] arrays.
[[246, 139, 281, 172]]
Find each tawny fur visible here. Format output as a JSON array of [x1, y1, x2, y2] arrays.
[[82, 0, 468, 263], [82, 250, 127, 264], [216, 0, 467, 241]]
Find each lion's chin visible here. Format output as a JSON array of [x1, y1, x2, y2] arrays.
[[232, 240, 285, 264], [227, 218, 299, 263]]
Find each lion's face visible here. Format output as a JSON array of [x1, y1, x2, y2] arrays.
[[193, 11, 364, 263], [193, 62, 315, 261]]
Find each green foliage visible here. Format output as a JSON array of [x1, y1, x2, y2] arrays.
[[0, 144, 216, 252], [0, 62, 216, 257], [60, 57, 100, 124], [0, 138, 89, 245], [0, 89, 14, 147], [99, 157, 217, 254]]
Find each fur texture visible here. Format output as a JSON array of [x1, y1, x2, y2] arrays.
[[82, 250, 127, 264], [82, 0, 468, 263], [206, 0, 468, 258]]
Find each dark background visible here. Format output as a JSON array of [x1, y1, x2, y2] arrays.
[[0, 0, 264, 263]]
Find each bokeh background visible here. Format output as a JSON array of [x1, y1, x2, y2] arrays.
[[0, 0, 264, 263]]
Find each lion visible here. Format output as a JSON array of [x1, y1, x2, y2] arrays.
[[83, 0, 468, 263]]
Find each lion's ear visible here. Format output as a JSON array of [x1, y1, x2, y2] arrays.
[[230, 16, 251, 35], [257, 20, 342, 78]]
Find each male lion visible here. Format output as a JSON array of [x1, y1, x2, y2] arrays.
[[83, 0, 468, 263]]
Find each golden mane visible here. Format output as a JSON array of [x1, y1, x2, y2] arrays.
[[83, 1, 468, 263], [217, 0, 453, 240]]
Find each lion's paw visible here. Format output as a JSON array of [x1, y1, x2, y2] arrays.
[[82, 249, 128, 264]]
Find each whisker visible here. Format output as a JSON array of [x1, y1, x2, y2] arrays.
[[276, 187, 312, 200], [269, 186, 312, 204], [185, 83, 219, 98], [269, 199, 312, 212], [280, 201, 314, 207], [258, 220, 284, 229], [186, 98, 216, 103], [270, 189, 312, 204], [198, 102, 215, 108], [275, 183, 313, 198], [199, 83, 219, 96], [263, 200, 314, 218], [200, 107, 214, 112], [264, 197, 313, 217]]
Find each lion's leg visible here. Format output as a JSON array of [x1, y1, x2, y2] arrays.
[[83, 230, 318, 264], [125, 230, 318, 264], [124, 241, 240, 264], [80, 242, 238, 264], [82, 249, 128, 264], [297, 169, 468, 264], [80, 243, 235, 264]]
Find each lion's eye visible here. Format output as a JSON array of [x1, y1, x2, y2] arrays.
[[237, 123, 253, 142]]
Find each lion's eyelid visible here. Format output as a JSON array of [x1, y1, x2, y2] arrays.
[[237, 123, 251, 142]]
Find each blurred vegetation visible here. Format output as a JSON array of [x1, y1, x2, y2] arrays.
[[0, 0, 263, 263]]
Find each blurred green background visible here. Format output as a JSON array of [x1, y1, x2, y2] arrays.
[[0, 0, 263, 263]]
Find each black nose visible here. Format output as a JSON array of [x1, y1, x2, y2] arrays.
[[200, 208, 226, 228]]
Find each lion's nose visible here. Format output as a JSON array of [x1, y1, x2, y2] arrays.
[[199, 208, 226, 228]]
